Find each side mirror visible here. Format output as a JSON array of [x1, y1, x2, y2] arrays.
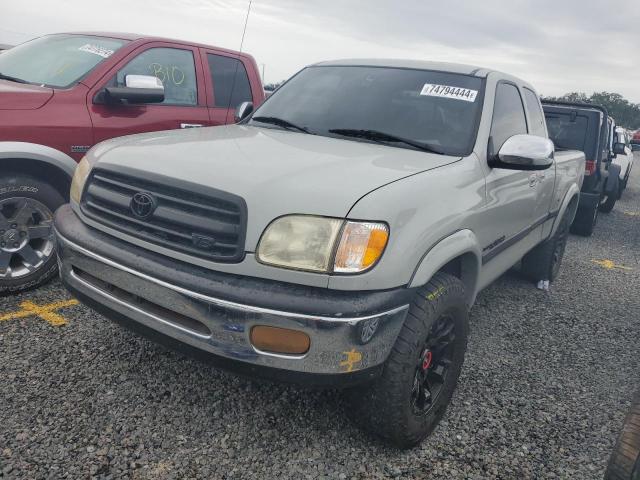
[[613, 142, 626, 155], [492, 134, 554, 171], [104, 75, 165, 104], [234, 101, 253, 123]]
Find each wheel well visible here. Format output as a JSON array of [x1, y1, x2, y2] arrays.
[[1, 158, 71, 201], [437, 252, 479, 305], [568, 195, 579, 216]]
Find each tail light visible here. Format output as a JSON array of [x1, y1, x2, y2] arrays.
[[584, 160, 597, 175]]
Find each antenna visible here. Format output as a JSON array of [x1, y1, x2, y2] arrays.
[[226, 0, 253, 121]]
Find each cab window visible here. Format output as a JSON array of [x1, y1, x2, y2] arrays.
[[113, 47, 198, 105], [207, 54, 253, 108], [523, 88, 546, 137], [490, 83, 528, 153]]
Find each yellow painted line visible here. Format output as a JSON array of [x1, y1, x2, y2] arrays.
[[623, 211, 640, 217], [0, 299, 79, 326], [591, 259, 632, 271]]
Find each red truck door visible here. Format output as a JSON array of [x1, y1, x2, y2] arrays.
[[200, 49, 261, 125], [88, 42, 210, 144]]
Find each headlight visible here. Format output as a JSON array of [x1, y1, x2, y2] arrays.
[[257, 216, 343, 272], [256, 215, 388, 274], [70, 156, 92, 204]]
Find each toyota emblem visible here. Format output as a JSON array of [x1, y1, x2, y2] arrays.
[[130, 192, 157, 219]]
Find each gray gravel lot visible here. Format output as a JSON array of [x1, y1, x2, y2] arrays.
[[1, 162, 639, 479]]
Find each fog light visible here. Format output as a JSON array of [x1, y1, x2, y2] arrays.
[[250, 326, 310, 355]]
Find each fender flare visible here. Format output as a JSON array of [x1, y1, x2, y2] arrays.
[[605, 163, 621, 195], [0, 141, 77, 178], [550, 184, 580, 237], [408, 229, 482, 306]]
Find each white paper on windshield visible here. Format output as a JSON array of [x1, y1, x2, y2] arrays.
[[420, 84, 478, 102], [78, 44, 114, 58]]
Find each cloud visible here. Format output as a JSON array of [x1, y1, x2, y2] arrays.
[[2, 0, 639, 101]]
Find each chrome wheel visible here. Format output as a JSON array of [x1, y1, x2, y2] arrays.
[[0, 197, 55, 279]]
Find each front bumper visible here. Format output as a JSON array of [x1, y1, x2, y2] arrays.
[[54, 205, 411, 385]]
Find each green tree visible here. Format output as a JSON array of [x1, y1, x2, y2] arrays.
[[543, 91, 640, 129]]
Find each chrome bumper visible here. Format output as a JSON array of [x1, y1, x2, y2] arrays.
[[56, 231, 409, 376]]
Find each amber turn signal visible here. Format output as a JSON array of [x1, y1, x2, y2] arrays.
[[334, 222, 389, 273], [250, 325, 311, 355]]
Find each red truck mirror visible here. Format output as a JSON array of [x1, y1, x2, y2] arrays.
[[104, 75, 165, 105]]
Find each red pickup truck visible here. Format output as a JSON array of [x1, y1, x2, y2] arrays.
[[0, 32, 264, 293]]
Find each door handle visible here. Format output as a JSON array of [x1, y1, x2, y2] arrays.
[[180, 123, 203, 129]]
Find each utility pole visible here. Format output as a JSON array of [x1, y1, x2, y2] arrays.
[[261, 63, 266, 82]]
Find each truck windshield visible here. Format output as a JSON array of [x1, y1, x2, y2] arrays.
[[249, 65, 484, 156], [0, 34, 127, 88]]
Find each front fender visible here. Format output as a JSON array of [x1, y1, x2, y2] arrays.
[[408, 229, 482, 306], [0, 141, 77, 178]]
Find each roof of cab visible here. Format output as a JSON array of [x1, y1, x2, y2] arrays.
[[56, 32, 252, 58], [312, 59, 494, 77]]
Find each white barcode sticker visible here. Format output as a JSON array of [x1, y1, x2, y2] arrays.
[[78, 44, 114, 58], [420, 84, 478, 102]]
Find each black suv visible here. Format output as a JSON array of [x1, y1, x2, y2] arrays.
[[543, 101, 622, 236]]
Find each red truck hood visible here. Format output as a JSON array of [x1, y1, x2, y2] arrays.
[[0, 80, 54, 110]]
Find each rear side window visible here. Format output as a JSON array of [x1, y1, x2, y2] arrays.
[[490, 83, 528, 153], [115, 47, 198, 105], [207, 54, 253, 108], [545, 114, 589, 151], [523, 88, 546, 137]]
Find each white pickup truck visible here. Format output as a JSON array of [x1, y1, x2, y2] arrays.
[[611, 126, 634, 202], [54, 60, 585, 447]]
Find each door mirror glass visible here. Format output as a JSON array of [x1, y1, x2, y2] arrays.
[[125, 74, 162, 89], [235, 101, 253, 123], [104, 74, 164, 104], [612, 142, 626, 155], [495, 134, 554, 170]]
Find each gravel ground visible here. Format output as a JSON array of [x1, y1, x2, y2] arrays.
[[1, 161, 639, 479]]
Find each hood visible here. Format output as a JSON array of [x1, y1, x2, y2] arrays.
[[90, 125, 461, 248], [0, 80, 54, 110]]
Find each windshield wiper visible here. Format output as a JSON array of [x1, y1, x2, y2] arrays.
[[0, 72, 29, 84], [251, 116, 310, 134], [328, 129, 445, 154]]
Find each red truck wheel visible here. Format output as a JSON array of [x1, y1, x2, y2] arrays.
[[0, 174, 63, 294]]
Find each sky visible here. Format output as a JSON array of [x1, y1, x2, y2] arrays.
[[2, 0, 639, 102]]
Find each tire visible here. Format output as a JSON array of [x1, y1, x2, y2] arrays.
[[521, 208, 571, 282], [605, 392, 640, 480], [618, 178, 628, 200], [346, 272, 469, 449], [599, 192, 617, 213], [0, 173, 64, 295], [570, 202, 598, 236]]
